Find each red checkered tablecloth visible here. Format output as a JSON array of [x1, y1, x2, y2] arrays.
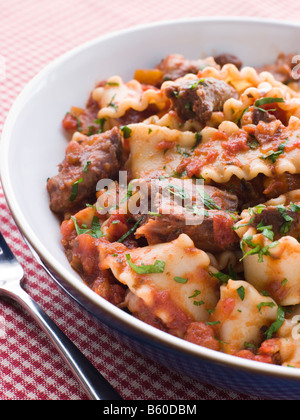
[[0, 0, 298, 401]]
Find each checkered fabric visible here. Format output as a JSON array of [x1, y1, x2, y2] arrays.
[[0, 0, 298, 400]]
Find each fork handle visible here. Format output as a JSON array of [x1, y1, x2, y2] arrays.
[[2, 283, 123, 400]]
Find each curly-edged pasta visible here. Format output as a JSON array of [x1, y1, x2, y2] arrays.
[[49, 51, 300, 368], [210, 279, 278, 354], [99, 234, 220, 337], [92, 76, 168, 120]]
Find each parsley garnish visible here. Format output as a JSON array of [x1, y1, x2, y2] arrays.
[[259, 138, 288, 164], [120, 125, 132, 139], [83, 161, 91, 173], [166, 183, 190, 200], [108, 94, 118, 110], [197, 189, 221, 210], [265, 306, 285, 339], [257, 301, 275, 314], [237, 286, 245, 301], [191, 132, 202, 152], [125, 254, 165, 274], [174, 276, 188, 284], [247, 134, 259, 150], [255, 97, 285, 107], [210, 271, 231, 283], [188, 290, 201, 299], [94, 118, 106, 133], [69, 178, 83, 202], [188, 78, 205, 89], [256, 221, 274, 241], [240, 235, 279, 262], [117, 217, 143, 243], [276, 205, 294, 234], [71, 215, 103, 239]]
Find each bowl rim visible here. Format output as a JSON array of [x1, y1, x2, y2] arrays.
[[2, 15, 300, 382]]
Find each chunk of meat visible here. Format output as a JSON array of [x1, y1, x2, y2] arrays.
[[136, 210, 239, 253], [68, 234, 126, 306], [47, 127, 123, 215], [213, 175, 267, 210], [251, 205, 300, 240], [132, 177, 239, 252], [256, 53, 297, 84], [184, 322, 221, 351], [263, 173, 300, 199], [163, 77, 237, 125], [214, 53, 242, 70], [240, 106, 276, 126], [155, 54, 218, 84]]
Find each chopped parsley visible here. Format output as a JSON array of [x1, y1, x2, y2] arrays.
[[210, 271, 231, 284], [94, 118, 106, 133], [290, 203, 300, 212], [259, 138, 288, 164], [256, 221, 274, 241], [247, 134, 259, 150], [120, 181, 135, 204], [69, 178, 83, 202], [83, 161, 91, 173], [174, 276, 188, 284], [191, 132, 202, 151], [265, 306, 285, 339], [240, 235, 279, 263], [166, 183, 190, 200], [188, 78, 205, 89], [197, 189, 221, 210], [188, 290, 201, 299], [117, 217, 143, 243], [193, 300, 205, 306], [257, 301, 275, 314], [237, 286, 245, 301], [120, 125, 132, 139], [106, 81, 119, 86], [255, 97, 285, 107], [125, 254, 165, 274], [71, 215, 103, 239], [108, 94, 118, 110], [176, 145, 191, 158], [276, 205, 294, 234]]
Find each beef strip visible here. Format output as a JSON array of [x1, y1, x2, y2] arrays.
[[263, 173, 300, 199], [47, 127, 123, 215], [214, 53, 243, 70], [155, 54, 219, 83], [255, 53, 297, 85], [133, 177, 240, 252], [240, 106, 276, 127], [251, 205, 300, 240], [212, 174, 266, 210], [136, 206, 239, 253], [163, 77, 237, 125]]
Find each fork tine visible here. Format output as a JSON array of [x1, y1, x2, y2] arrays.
[[0, 231, 24, 284], [0, 231, 17, 261], [0, 232, 122, 400]]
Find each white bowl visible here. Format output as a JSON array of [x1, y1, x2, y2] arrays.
[[2, 17, 300, 400]]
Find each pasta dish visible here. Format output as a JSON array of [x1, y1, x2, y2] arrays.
[[47, 52, 300, 367]]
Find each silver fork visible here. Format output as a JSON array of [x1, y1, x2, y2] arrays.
[[0, 231, 123, 400]]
